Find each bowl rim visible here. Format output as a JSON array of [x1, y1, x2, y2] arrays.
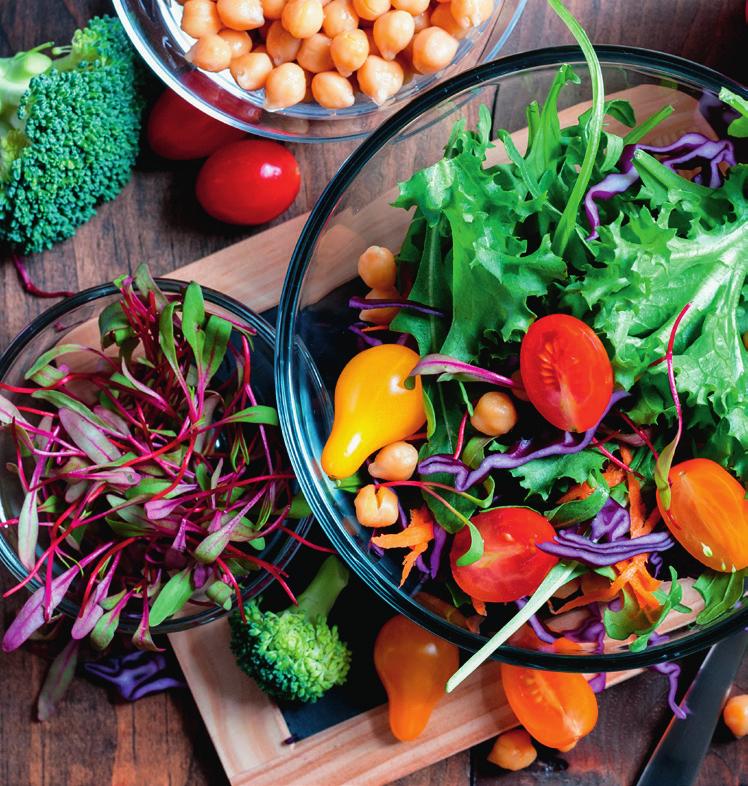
[[275, 45, 748, 671], [0, 278, 310, 635]]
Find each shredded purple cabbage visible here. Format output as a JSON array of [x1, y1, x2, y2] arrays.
[[409, 354, 515, 389], [589, 498, 630, 542], [82, 650, 184, 702], [419, 390, 629, 492], [515, 597, 557, 644], [652, 661, 687, 719], [564, 604, 606, 654], [538, 529, 674, 567], [649, 552, 664, 579], [585, 132, 736, 238], [348, 322, 384, 347], [349, 296, 445, 317], [429, 524, 447, 580], [588, 673, 607, 693]]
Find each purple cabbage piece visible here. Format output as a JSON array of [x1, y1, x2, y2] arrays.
[[565, 604, 606, 654], [82, 649, 185, 702], [419, 389, 629, 492], [589, 498, 630, 542], [348, 323, 384, 347], [515, 597, 557, 644], [585, 132, 736, 239], [429, 524, 447, 580], [588, 673, 607, 693], [349, 296, 445, 317], [652, 661, 687, 720], [538, 529, 674, 567], [649, 552, 664, 579], [409, 354, 515, 389]]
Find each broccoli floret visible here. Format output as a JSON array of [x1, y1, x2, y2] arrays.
[[0, 16, 147, 254], [229, 556, 352, 703]]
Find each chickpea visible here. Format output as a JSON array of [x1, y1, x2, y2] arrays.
[[311, 71, 355, 108], [230, 51, 273, 89], [266, 19, 302, 63], [217, 0, 265, 29], [412, 10, 430, 32], [323, 0, 359, 37], [254, 43, 268, 52], [391, 0, 429, 14], [429, 3, 467, 39], [368, 441, 418, 481], [354, 484, 399, 528], [471, 391, 517, 437], [187, 34, 233, 71], [449, 0, 481, 27], [265, 62, 307, 109], [357, 54, 403, 104], [487, 730, 537, 772], [330, 29, 369, 77], [724, 695, 748, 738], [282, 0, 324, 38], [359, 285, 399, 324], [261, 0, 286, 19], [181, 0, 222, 37], [358, 245, 396, 289], [352, 0, 390, 21], [411, 26, 458, 74], [373, 11, 414, 61], [218, 28, 253, 57], [297, 32, 334, 72]]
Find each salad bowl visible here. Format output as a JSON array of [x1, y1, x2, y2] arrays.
[[275, 46, 748, 672]]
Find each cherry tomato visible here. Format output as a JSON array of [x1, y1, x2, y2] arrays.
[[519, 314, 613, 433], [196, 140, 301, 225], [657, 458, 748, 572], [500, 663, 598, 750], [450, 508, 558, 603], [147, 89, 246, 160]]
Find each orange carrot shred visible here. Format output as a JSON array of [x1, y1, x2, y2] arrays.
[[371, 507, 434, 549], [555, 463, 626, 505], [472, 597, 487, 616], [400, 542, 428, 586]]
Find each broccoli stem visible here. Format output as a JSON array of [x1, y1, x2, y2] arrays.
[[295, 556, 349, 622], [0, 50, 52, 124]]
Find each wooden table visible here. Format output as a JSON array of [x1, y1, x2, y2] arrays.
[[0, 1, 746, 784]]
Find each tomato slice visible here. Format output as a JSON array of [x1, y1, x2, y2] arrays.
[[657, 458, 748, 572], [450, 508, 558, 603], [519, 314, 613, 432], [500, 663, 598, 750]]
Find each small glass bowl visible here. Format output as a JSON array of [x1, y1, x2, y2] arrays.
[[275, 46, 748, 670], [0, 281, 310, 635], [113, 0, 527, 143]]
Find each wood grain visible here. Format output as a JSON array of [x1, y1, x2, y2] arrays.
[[0, 1, 746, 785]]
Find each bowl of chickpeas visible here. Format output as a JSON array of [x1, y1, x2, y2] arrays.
[[113, 0, 527, 141]]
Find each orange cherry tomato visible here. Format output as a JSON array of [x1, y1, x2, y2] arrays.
[[657, 458, 748, 572], [450, 508, 558, 603], [519, 314, 613, 432], [374, 614, 459, 741], [500, 663, 598, 750]]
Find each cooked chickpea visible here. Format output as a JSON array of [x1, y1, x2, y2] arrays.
[[323, 0, 359, 37], [230, 51, 273, 89], [359, 286, 399, 324], [429, 3, 467, 38], [471, 391, 517, 437], [352, 0, 391, 21], [311, 71, 355, 108], [297, 32, 335, 72], [449, 0, 481, 27], [373, 11, 414, 60], [181, 0, 223, 37], [412, 10, 430, 32], [187, 34, 233, 71], [254, 43, 268, 52], [218, 29, 253, 57], [724, 695, 748, 738], [282, 0, 324, 38], [354, 484, 400, 527], [261, 0, 286, 19], [391, 0, 429, 14], [357, 55, 403, 104], [264, 62, 307, 108], [369, 441, 418, 481], [358, 245, 396, 288], [330, 29, 369, 77], [266, 19, 302, 63], [411, 26, 458, 74], [487, 730, 537, 772], [217, 0, 265, 29]]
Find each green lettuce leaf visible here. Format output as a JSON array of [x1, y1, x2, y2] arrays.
[[693, 568, 747, 625]]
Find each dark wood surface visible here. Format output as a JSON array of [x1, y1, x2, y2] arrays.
[[0, 1, 746, 784]]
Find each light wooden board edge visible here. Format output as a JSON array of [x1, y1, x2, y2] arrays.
[[164, 84, 713, 786]]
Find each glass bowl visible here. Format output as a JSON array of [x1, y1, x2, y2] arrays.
[[0, 280, 310, 636], [275, 46, 748, 671], [113, 0, 527, 143]]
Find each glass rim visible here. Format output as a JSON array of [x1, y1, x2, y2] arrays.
[[275, 45, 748, 671], [0, 278, 310, 635]]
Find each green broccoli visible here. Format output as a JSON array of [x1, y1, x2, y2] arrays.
[[0, 16, 147, 254], [229, 556, 352, 703]]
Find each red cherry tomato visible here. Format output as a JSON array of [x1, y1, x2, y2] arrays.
[[450, 507, 558, 603], [147, 89, 246, 160], [657, 458, 748, 572], [196, 140, 301, 225], [519, 314, 613, 433]]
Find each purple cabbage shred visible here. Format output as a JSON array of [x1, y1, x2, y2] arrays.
[[588, 673, 607, 693], [652, 661, 687, 719], [349, 296, 445, 317], [589, 498, 630, 542], [348, 322, 384, 347], [82, 650, 185, 702], [538, 529, 674, 567], [515, 597, 557, 644]]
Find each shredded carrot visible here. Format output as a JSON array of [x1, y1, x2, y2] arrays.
[[400, 542, 428, 586], [416, 592, 472, 630], [472, 596, 487, 616], [555, 464, 626, 505], [620, 446, 646, 536], [553, 636, 584, 654], [371, 507, 434, 586]]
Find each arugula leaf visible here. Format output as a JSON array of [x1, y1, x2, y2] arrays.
[[693, 569, 747, 625]]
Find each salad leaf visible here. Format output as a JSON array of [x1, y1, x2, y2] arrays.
[[693, 568, 747, 625], [719, 87, 748, 138], [509, 449, 606, 501]]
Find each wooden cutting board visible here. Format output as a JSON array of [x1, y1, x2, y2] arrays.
[[163, 84, 712, 786]]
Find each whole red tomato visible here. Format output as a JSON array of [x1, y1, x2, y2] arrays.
[[147, 89, 246, 160], [196, 140, 301, 225]]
